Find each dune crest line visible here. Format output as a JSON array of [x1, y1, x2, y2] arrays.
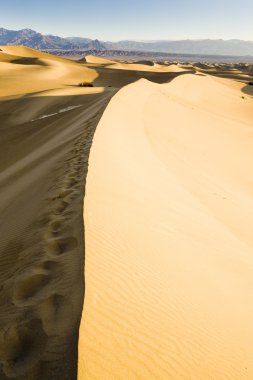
[[78, 74, 253, 380]]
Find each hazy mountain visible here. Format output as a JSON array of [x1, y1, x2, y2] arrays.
[[66, 36, 92, 46], [66, 37, 106, 50], [105, 39, 253, 56], [82, 39, 105, 50], [1, 28, 253, 56], [0, 28, 75, 49]]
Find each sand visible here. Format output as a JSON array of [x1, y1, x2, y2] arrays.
[[1, 48, 253, 379], [106, 61, 189, 72], [0, 46, 98, 97], [0, 48, 185, 379], [0, 47, 116, 380], [84, 55, 117, 65], [78, 74, 253, 379]]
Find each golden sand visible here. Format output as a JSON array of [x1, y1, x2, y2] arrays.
[[79, 74, 253, 380]]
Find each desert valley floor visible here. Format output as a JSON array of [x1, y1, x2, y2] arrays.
[[0, 46, 253, 380]]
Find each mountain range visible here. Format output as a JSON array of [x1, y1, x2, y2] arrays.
[[1, 28, 253, 56]]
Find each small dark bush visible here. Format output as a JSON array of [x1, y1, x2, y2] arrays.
[[78, 82, 93, 87], [248, 82, 253, 86]]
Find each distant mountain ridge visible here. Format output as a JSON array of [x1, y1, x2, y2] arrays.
[[1, 28, 253, 56], [106, 39, 253, 56], [0, 28, 75, 49]]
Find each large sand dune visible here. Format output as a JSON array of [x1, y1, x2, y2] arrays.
[[1, 48, 253, 379], [1, 49, 187, 379], [78, 74, 253, 379]]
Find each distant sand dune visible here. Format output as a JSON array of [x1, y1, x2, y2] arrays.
[[78, 74, 253, 379], [84, 55, 116, 65], [105, 61, 189, 72], [0, 46, 98, 97]]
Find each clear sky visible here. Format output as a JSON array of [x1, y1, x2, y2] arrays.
[[1, 0, 253, 41]]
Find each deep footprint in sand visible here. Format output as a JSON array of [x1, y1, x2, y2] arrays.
[[0, 318, 47, 378], [37, 294, 74, 338], [46, 237, 78, 256], [12, 259, 63, 310], [13, 271, 51, 307]]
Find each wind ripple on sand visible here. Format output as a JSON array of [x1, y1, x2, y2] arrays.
[[79, 75, 253, 379]]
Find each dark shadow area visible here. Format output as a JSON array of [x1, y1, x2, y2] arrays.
[[241, 83, 253, 96], [10, 57, 48, 66], [132, 60, 155, 66], [0, 90, 114, 380], [89, 66, 194, 87]]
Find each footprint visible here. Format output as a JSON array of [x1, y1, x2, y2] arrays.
[[58, 189, 72, 198], [41, 260, 59, 272], [54, 200, 69, 214], [0, 319, 47, 378], [48, 220, 63, 234], [37, 294, 73, 337], [46, 237, 78, 256], [13, 272, 51, 307]]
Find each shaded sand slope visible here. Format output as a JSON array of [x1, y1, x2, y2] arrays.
[[192, 62, 253, 83], [79, 74, 253, 379], [91, 67, 190, 88], [0, 65, 115, 379], [81, 55, 194, 88]]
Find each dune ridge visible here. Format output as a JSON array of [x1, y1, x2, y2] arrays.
[[0, 47, 192, 379], [0, 47, 118, 379], [78, 74, 253, 379], [1, 48, 253, 379]]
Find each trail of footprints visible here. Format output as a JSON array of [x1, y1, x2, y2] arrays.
[[0, 110, 103, 379]]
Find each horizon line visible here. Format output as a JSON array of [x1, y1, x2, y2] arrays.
[[1, 26, 253, 43]]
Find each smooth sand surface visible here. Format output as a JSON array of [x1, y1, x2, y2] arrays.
[[0, 46, 97, 97], [79, 74, 253, 379], [85, 55, 117, 65], [106, 62, 189, 72], [84, 55, 190, 73]]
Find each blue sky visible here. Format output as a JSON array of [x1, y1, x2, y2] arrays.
[[1, 0, 253, 41]]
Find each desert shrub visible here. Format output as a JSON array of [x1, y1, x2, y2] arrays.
[[248, 82, 253, 86], [78, 82, 93, 87]]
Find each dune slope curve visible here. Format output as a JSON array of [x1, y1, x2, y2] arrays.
[[78, 74, 253, 380]]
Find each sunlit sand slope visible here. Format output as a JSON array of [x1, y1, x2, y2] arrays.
[[79, 74, 253, 380], [0, 46, 97, 97]]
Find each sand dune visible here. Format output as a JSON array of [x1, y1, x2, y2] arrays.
[[1, 47, 253, 379], [0, 46, 118, 379], [0, 47, 190, 379], [82, 55, 189, 73], [105, 61, 189, 72], [78, 74, 253, 379], [0, 46, 97, 97], [0, 86, 115, 380], [84, 55, 116, 65]]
